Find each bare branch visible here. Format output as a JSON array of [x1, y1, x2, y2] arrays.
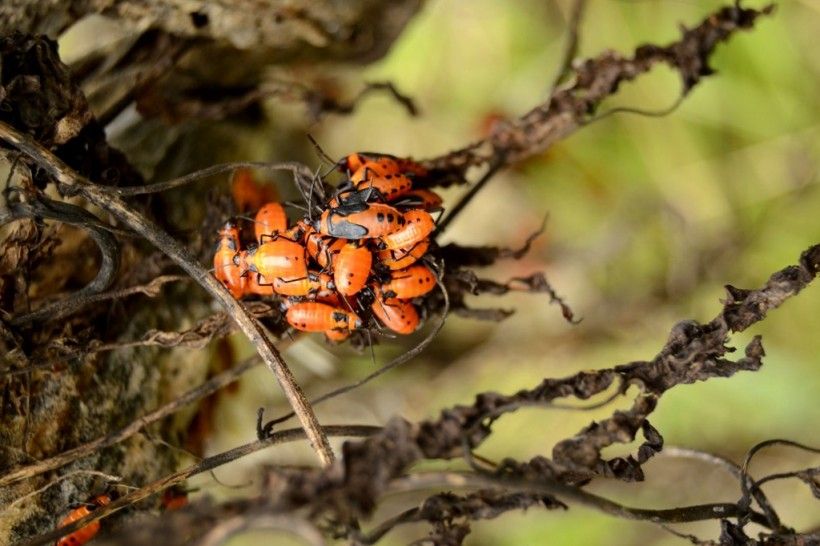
[[423, 4, 775, 174]]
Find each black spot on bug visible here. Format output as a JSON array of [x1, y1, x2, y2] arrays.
[[190, 10, 209, 27], [387, 213, 395, 222], [377, 212, 385, 222]]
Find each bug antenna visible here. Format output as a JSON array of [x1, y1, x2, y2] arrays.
[[283, 201, 309, 212], [366, 328, 377, 367], [307, 134, 336, 166]]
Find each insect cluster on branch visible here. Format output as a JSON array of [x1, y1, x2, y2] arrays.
[[214, 153, 444, 343]]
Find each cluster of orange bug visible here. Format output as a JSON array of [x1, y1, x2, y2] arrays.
[[214, 152, 444, 343]]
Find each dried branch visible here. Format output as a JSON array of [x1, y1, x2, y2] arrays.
[[21, 425, 381, 546], [1, 197, 120, 325], [113, 161, 317, 197], [0, 120, 335, 467], [138, 79, 417, 123], [359, 489, 566, 544], [548, 0, 588, 93], [423, 4, 775, 174]]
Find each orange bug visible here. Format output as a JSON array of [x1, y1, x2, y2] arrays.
[[337, 153, 402, 176], [305, 227, 346, 269], [391, 157, 428, 179], [161, 486, 189, 511], [377, 239, 430, 270], [55, 494, 112, 546], [271, 271, 335, 297], [317, 202, 405, 239], [379, 209, 435, 250], [338, 152, 427, 178], [370, 289, 420, 334], [235, 238, 307, 282], [324, 329, 351, 343], [213, 221, 246, 298], [346, 155, 412, 198], [285, 302, 362, 332], [353, 171, 413, 201], [231, 168, 277, 212], [326, 187, 385, 209], [244, 272, 276, 296], [394, 189, 443, 211], [382, 264, 436, 299], [254, 202, 288, 242], [333, 242, 372, 296], [315, 291, 343, 308]]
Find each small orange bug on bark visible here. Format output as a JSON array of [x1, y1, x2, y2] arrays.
[[55, 494, 112, 546], [286, 302, 362, 332], [161, 486, 189, 512], [334, 242, 372, 296]]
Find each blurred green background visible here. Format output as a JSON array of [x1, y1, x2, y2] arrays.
[[139, 1, 820, 544]]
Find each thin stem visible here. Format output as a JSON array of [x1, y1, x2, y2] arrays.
[[24, 425, 380, 546]]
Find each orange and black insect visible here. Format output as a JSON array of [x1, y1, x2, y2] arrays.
[[336, 152, 402, 176], [244, 272, 276, 296], [324, 328, 351, 343], [379, 209, 435, 250], [370, 288, 420, 334], [55, 494, 112, 546], [285, 301, 362, 332], [317, 202, 405, 240], [381, 264, 436, 299], [161, 486, 190, 512], [352, 170, 413, 201], [394, 189, 443, 211], [213, 221, 246, 298], [235, 238, 307, 282], [305, 227, 346, 269], [333, 242, 372, 296], [327, 186, 385, 209], [377, 239, 430, 270], [254, 202, 288, 243], [271, 271, 335, 297]]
